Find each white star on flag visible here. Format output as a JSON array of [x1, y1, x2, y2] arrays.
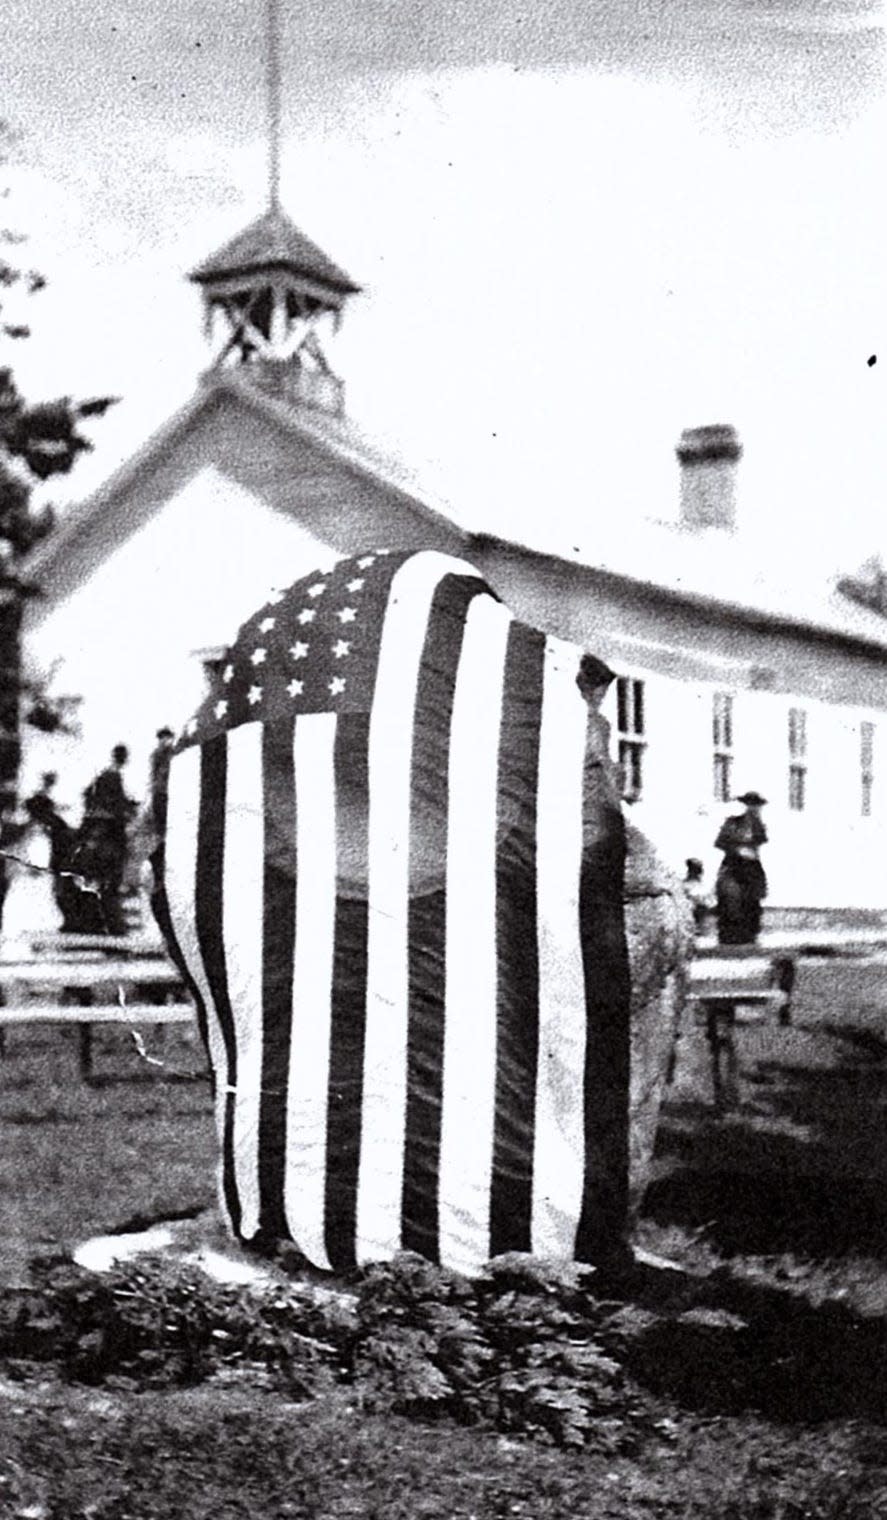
[[259, 617, 276, 633], [267, 589, 284, 604], [307, 582, 327, 598], [357, 556, 375, 569], [248, 686, 263, 705], [332, 639, 351, 658], [214, 700, 228, 719], [287, 678, 304, 697], [251, 648, 267, 665], [346, 578, 364, 593], [328, 676, 347, 696], [185, 718, 197, 736], [222, 665, 234, 683], [297, 609, 316, 625], [290, 642, 309, 660], [338, 607, 357, 623]]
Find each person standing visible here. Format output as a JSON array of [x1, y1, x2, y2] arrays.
[[78, 744, 136, 935], [714, 791, 768, 945], [1, 797, 61, 946], [24, 784, 72, 907], [682, 857, 710, 934], [148, 727, 175, 840]]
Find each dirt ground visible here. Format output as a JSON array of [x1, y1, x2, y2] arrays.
[[0, 955, 885, 1517]]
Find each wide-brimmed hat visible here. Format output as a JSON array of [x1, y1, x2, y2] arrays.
[[735, 790, 767, 806]]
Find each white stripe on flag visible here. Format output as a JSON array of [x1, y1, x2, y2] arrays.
[[531, 637, 589, 1259], [358, 551, 483, 1263], [438, 594, 512, 1275], [221, 722, 265, 1243], [284, 712, 338, 1273], [163, 746, 230, 1187]]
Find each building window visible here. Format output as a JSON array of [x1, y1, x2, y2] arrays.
[[860, 721, 875, 817], [788, 706, 807, 811], [712, 692, 734, 802], [616, 677, 645, 801]]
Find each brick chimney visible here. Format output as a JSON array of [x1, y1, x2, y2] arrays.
[[676, 423, 742, 533]]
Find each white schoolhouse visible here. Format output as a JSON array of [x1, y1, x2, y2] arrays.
[[21, 203, 887, 926]]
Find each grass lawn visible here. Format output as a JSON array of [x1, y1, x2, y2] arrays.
[[0, 957, 885, 1517], [0, 1020, 216, 1284], [2, 1381, 885, 1520]]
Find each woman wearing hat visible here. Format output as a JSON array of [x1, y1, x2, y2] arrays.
[[714, 791, 768, 945]]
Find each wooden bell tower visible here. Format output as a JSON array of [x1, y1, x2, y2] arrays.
[[188, 0, 361, 414]]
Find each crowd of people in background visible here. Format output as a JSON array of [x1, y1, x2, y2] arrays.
[[1, 721, 771, 952], [0, 727, 176, 945]]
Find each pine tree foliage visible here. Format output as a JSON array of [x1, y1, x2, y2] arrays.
[[0, 122, 116, 832]]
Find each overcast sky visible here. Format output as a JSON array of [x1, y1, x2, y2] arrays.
[[2, 0, 885, 572]]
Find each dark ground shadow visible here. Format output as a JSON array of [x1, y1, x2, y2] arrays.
[[628, 963, 887, 1421], [650, 959, 887, 1263], [643, 1159, 887, 1259], [649, 1048, 887, 1260], [612, 1257, 887, 1423]]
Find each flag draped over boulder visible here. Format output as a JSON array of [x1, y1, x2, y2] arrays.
[[153, 548, 634, 1275]]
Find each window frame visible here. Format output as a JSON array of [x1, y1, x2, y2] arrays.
[[712, 691, 734, 803], [616, 676, 646, 802], [860, 720, 875, 818], [787, 705, 808, 812]]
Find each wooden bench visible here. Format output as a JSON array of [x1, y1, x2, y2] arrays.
[[0, 952, 195, 1080], [0, 1001, 195, 1079], [686, 947, 796, 1110], [26, 933, 169, 959], [0, 960, 182, 990]]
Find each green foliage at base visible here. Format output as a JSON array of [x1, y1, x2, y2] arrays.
[[0, 1251, 654, 1451]]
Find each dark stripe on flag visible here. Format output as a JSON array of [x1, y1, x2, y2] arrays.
[[256, 719, 297, 1246], [195, 734, 242, 1237], [489, 621, 546, 1257], [149, 865, 210, 1055], [574, 720, 632, 1266], [324, 712, 371, 1272], [333, 551, 423, 719], [401, 573, 485, 1262]]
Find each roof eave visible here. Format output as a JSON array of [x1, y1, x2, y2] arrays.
[[22, 371, 467, 610], [214, 370, 464, 535], [189, 262, 361, 297], [469, 530, 887, 660]]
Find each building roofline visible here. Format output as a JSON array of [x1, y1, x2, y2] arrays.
[[22, 389, 213, 586], [21, 379, 886, 659], [187, 207, 361, 295], [22, 369, 468, 607], [213, 369, 462, 535], [468, 530, 887, 660], [189, 261, 361, 296]]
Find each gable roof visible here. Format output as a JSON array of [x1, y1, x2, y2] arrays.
[[22, 367, 468, 619], [21, 365, 887, 659], [188, 207, 361, 296]]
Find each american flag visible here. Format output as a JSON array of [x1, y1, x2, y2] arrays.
[[154, 548, 631, 1275]]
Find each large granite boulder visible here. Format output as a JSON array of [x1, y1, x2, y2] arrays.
[[155, 548, 692, 1273], [624, 822, 694, 1214]]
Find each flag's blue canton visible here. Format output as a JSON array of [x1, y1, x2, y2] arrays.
[[178, 548, 404, 749]]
